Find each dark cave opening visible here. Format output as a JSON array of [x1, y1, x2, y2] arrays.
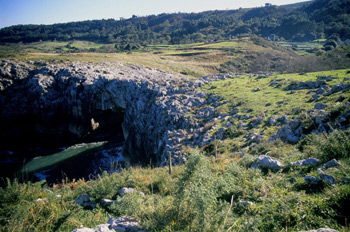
[[0, 107, 126, 184]]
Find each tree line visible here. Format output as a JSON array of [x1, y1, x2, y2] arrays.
[[0, 0, 349, 49]]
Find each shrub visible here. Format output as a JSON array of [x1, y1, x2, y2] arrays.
[[299, 129, 350, 162]]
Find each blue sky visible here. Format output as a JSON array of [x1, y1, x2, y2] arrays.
[[0, 0, 306, 28]]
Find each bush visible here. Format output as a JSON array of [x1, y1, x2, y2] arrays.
[[299, 129, 350, 162]]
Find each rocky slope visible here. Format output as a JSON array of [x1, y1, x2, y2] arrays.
[[0, 60, 229, 165]]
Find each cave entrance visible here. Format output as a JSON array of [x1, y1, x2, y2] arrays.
[[84, 107, 125, 144], [0, 106, 127, 185]]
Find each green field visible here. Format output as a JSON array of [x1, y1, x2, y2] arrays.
[[3, 36, 348, 78]]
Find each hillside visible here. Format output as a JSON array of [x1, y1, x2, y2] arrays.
[[0, 61, 349, 231], [1, 0, 350, 231], [0, 0, 350, 46]]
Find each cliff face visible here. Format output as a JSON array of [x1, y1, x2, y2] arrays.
[[0, 60, 224, 165]]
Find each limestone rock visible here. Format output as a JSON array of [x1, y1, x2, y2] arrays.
[[305, 173, 337, 185], [324, 83, 350, 96], [291, 158, 321, 167], [322, 159, 341, 170], [299, 228, 338, 232], [72, 228, 95, 232], [314, 103, 328, 110], [269, 120, 303, 144], [118, 187, 144, 197], [239, 201, 254, 207], [255, 155, 283, 171], [305, 175, 318, 185], [108, 216, 143, 231], [75, 194, 96, 209], [101, 199, 119, 207], [71, 216, 146, 232], [249, 133, 263, 144], [317, 173, 337, 184]]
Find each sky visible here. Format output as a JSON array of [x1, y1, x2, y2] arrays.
[[0, 0, 306, 28]]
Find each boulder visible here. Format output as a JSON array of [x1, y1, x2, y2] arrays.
[[239, 201, 254, 207], [268, 117, 276, 126], [72, 216, 146, 232], [291, 158, 321, 167], [108, 216, 143, 231], [324, 83, 350, 96], [255, 155, 283, 171], [305, 174, 337, 185], [249, 133, 263, 144], [317, 173, 337, 185], [118, 187, 144, 197], [305, 175, 318, 185], [75, 194, 96, 209], [314, 103, 328, 110], [322, 159, 341, 170], [101, 199, 119, 207], [72, 228, 95, 232], [269, 120, 303, 144], [336, 95, 346, 102], [299, 228, 338, 232], [277, 115, 288, 124]]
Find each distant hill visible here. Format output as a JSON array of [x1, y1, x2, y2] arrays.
[[0, 0, 349, 46], [282, 1, 313, 8]]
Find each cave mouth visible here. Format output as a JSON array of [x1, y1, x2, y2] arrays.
[[0, 107, 126, 185]]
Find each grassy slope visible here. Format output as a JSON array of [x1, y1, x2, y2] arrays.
[[1, 38, 350, 231], [0, 37, 335, 78], [200, 69, 350, 148], [1, 67, 350, 231]]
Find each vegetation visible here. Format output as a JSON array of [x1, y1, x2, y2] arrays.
[[1, 131, 350, 232], [1, 36, 350, 78], [1, 1, 350, 231], [1, 0, 350, 46], [1, 66, 350, 231]]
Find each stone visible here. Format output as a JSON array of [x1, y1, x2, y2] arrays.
[[336, 95, 346, 102], [101, 199, 119, 207], [118, 187, 144, 197], [93, 224, 114, 232], [72, 228, 95, 232], [322, 159, 341, 170], [71, 216, 146, 232], [249, 133, 263, 144], [317, 76, 336, 82], [286, 81, 326, 90], [108, 216, 143, 231], [324, 83, 350, 96], [269, 120, 303, 144], [0, 60, 225, 167], [312, 94, 321, 101], [75, 194, 96, 209], [314, 103, 328, 110], [239, 201, 254, 207], [317, 173, 337, 184], [299, 228, 338, 232], [305, 175, 318, 185], [268, 117, 276, 126], [255, 155, 283, 171], [276, 115, 288, 124], [291, 158, 321, 167]]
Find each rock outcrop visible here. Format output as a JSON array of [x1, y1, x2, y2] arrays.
[[72, 216, 145, 232], [0, 60, 230, 165], [253, 155, 284, 171]]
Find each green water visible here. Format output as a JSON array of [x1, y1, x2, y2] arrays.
[[22, 142, 107, 174]]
